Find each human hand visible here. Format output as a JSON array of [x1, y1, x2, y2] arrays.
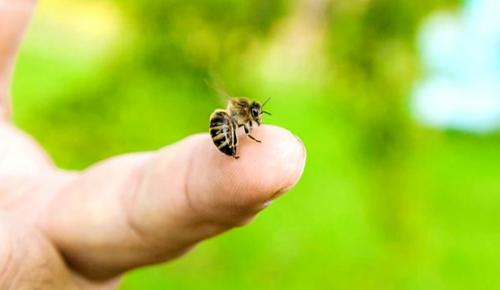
[[0, 2, 306, 289]]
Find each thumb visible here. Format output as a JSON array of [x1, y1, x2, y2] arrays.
[[43, 125, 306, 280]]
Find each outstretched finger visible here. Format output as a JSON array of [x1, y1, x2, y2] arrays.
[[43, 125, 306, 280]]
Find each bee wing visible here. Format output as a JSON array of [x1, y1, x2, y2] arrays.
[[205, 73, 234, 106]]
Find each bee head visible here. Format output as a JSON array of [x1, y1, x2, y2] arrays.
[[250, 98, 271, 125], [250, 102, 262, 125]]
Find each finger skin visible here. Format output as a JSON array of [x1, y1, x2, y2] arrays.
[[0, 214, 77, 290], [0, 0, 36, 119], [43, 125, 306, 280]]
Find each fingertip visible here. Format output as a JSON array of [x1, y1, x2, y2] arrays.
[[190, 125, 306, 214], [235, 125, 306, 201]]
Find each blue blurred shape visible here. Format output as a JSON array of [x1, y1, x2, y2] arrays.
[[412, 0, 500, 132]]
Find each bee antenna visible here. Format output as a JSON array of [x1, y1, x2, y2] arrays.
[[262, 111, 272, 116], [262, 97, 271, 107]]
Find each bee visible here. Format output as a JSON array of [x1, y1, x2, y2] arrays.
[[209, 97, 271, 159]]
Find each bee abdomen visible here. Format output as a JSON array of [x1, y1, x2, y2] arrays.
[[209, 110, 237, 157]]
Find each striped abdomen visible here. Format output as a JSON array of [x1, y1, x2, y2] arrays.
[[209, 109, 238, 157]]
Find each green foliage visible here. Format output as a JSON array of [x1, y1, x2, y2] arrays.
[[11, 0, 500, 289]]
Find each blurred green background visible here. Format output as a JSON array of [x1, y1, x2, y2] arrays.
[[11, 0, 500, 289]]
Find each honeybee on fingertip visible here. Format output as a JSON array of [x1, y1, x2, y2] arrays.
[[209, 94, 271, 159]]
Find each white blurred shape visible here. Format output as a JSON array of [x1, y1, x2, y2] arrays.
[[412, 79, 500, 132], [412, 0, 500, 132], [419, 13, 462, 75]]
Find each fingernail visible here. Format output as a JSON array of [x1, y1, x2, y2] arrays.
[[268, 185, 289, 202], [263, 200, 273, 208]]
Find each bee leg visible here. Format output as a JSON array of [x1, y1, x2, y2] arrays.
[[247, 134, 261, 143], [233, 144, 240, 159], [239, 124, 249, 133], [238, 123, 261, 143], [241, 123, 261, 143]]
